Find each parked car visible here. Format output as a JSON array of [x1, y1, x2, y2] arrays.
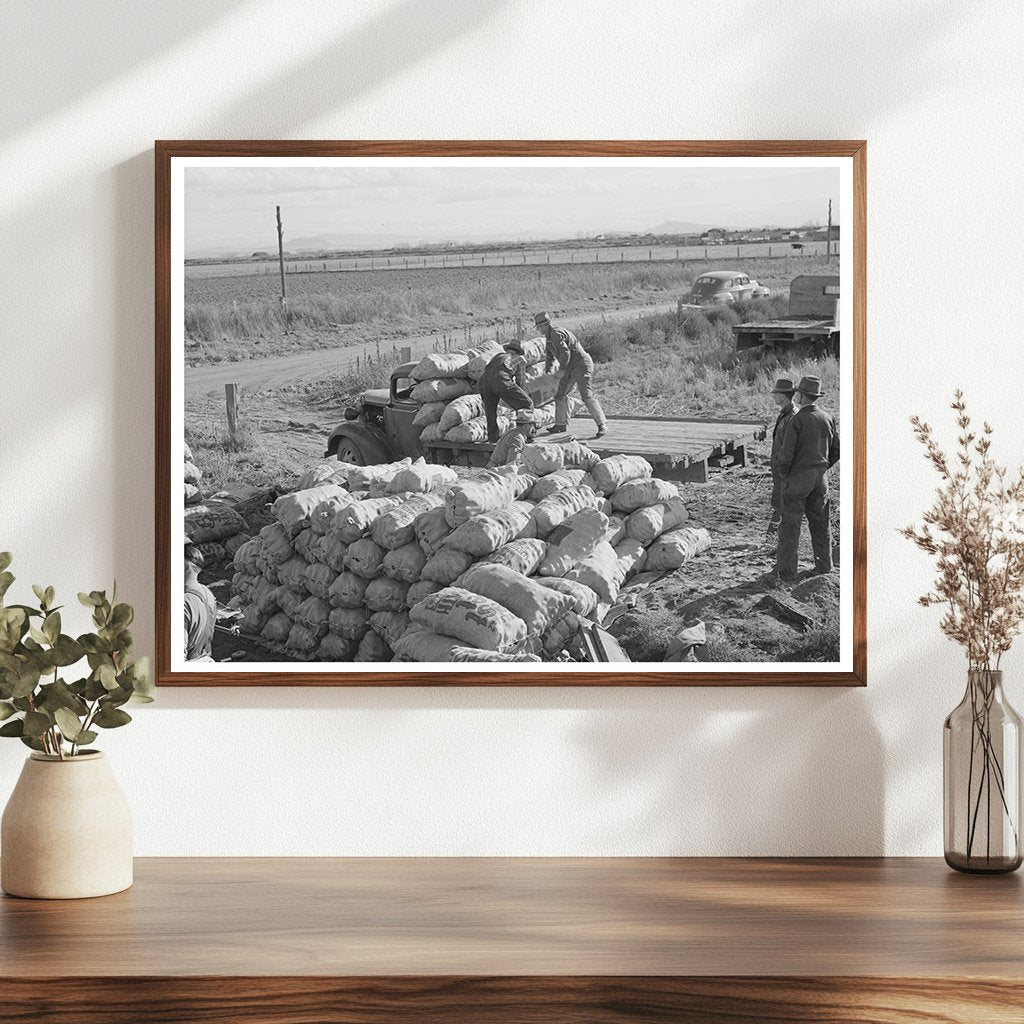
[[686, 271, 770, 305]]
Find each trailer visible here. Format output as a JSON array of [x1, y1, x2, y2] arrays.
[[425, 414, 761, 483], [733, 274, 840, 356]]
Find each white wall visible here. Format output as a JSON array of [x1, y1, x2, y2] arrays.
[[1, 0, 1021, 855]]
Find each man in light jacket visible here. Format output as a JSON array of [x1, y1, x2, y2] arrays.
[[535, 311, 607, 439]]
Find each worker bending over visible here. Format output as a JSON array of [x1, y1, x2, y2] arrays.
[[478, 337, 534, 443], [488, 407, 537, 468]]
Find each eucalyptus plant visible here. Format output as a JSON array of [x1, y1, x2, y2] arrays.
[[0, 552, 153, 759]]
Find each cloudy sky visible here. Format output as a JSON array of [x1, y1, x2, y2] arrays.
[[184, 163, 839, 256]]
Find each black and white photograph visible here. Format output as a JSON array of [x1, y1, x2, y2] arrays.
[[162, 146, 861, 682]]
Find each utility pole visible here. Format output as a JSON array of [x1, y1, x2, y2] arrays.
[[276, 205, 287, 328], [825, 199, 833, 264]]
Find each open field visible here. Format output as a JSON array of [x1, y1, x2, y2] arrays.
[[185, 303, 841, 664], [184, 254, 836, 366]]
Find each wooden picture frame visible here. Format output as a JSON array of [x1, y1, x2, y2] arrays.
[[156, 140, 866, 686]]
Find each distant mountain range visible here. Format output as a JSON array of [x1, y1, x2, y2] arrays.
[[189, 219, 773, 259]]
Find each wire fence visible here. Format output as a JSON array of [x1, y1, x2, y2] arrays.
[[186, 240, 836, 279]]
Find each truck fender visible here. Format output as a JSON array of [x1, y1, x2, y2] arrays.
[[323, 422, 394, 464]]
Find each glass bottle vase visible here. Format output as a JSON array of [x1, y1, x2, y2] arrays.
[[944, 669, 1023, 873]]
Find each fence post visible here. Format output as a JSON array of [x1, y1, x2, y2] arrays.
[[400, 346, 411, 364], [225, 383, 238, 442]]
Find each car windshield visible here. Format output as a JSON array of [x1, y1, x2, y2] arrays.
[[692, 277, 725, 295]]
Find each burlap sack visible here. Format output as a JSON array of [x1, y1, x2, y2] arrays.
[[406, 579, 443, 607], [273, 484, 349, 538], [382, 543, 427, 583], [277, 556, 310, 592], [411, 351, 471, 380], [414, 505, 453, 555], [343, 538, 386, 580], [644, 527, 712, 570], [368, 609, 411, 648], [286, 623, 321, 656], [364, 577, 410, 613], [316, 633, 356, 661], [409, 586, 528, 651], [528, 468, 595, 502], [535, 577, 600, 619], [258, 523, 293, 565], [564, 541, 620, 604], [538, 508, 609, 577], [445, 467, 520, 527], [457, 563, 574, 636], [371, 493, 445, 550], [302, 563, 337, 601], [438, 394, 484, 432], [610, 478, 679, 513], [411, 377, 476, 403], [184, 504, 247, 543], [386, 462, 458, 496], [591, 455, 653, 495], [328, 606, 370, 641], [327, 571, 368, 610], [625, 497, 689, 546], [335, 497, 404, 543], [484, 538, 548, 576], [446, 507, 532, 556], [354, 630, 393, 662], [259, 612, 292, 645], [273, 586, 305, 621], [522, 443, 565, 476], [420, 547, 476, 584], [531, 486, 604, 537]]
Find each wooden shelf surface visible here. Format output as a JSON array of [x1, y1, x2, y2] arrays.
[[3, 857, 1023, 1023]]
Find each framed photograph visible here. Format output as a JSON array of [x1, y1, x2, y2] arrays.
[[156, 140, 865, 686]]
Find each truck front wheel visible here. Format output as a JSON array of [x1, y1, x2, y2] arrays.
[[335, 438, 366, 465]]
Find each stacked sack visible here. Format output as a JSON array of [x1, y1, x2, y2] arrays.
[[185, 502, 251, 569], [184, 441, 203, 505], [409, 337, 580, 445], [229, 449, 711, 663]]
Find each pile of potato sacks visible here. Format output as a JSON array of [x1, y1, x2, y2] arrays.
[[409, 336, 579, 443], [229, 445, 710, 664]]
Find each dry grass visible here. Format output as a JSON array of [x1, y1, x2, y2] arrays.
[[184, 255, 834, 364]]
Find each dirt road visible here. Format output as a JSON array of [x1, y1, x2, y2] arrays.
[[184, 301, 677, 396]]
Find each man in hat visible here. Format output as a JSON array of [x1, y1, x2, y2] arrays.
[[766, 377, 797, 542], [774, 375, 840, 580], [184, 539, 218, 661], [478, 337, 534, 444], [488, 407, 538, 468], [534, 311, 607, 439]]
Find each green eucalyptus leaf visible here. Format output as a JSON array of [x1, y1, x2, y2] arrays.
[[78, 592, 99, 608], [0, 700, 15, 721], [0, 572, 14, 602], [37, 679, 88, 717], [98, 663, 118, 690], [11, 666, 41, 699], [83, 675, 108, 701], [44, 586, 55, 608], [110, 603, 134, 629], [42, 611, 60, 644], [75, 730, 98, 746], [12, 697, 33, 712], [31, 584, 47, 608], [22, 710, 51, 738], [49, 635, 85, 668], [0, 718, 25, 738], [0, 607, 27, 652], [81, 635, 112, 656], [28, 626, 49, 646], [19, 734, 45, 752], [0, 553, 11, 573], [93, 705, 132, 729], [53, 706, 84, 741]]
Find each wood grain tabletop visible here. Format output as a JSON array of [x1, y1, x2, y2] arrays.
[[2, 856, 1022, 978]]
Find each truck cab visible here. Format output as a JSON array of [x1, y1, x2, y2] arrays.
[[324, 361, 422, 465]]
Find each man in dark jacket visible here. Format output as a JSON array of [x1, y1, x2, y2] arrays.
[[774, 375, 840, 580], [535, 311, 607, 439], [478, 338, 534, 443], [767, 377, 797, 541]]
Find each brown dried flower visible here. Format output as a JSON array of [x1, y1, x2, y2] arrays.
[[902, 391, 1024, 670]]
